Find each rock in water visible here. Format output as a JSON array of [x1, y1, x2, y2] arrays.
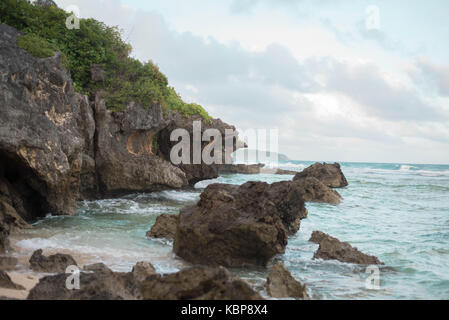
[[132, 261, 156, 282], [266, 262, 309, 299], [309, 231, 384, 265], [29, 249, 78, 273], [141, 266, 261, 300], [293, 163, 348, 188], [291, 177, 342, 205], [146, 214, 178, 239], [173, 181, 307, 267], [0, 270, 25, 290], [218, 164, 264, 174]]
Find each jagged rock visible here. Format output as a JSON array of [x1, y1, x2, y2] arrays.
[[146, 214, 178, 239], [266, 262, 309, 299], [291, 177, 342, 205], [94, 96, 188, 197], [173, 181, 307, 267], [158, 112, 240, 185], [309, 231, 383, 265], [0, 24, 94, 220], [141, 266, 261, 300], [218, 164, 264, 174], [132, 261, 156, 282], [275, 169, 298, 175], [0, 270, 25, 290], [83, 263, 112, 273], [0, 256, 18, 271], [294, 162, 348, 188], [29, 249, 78, 273]]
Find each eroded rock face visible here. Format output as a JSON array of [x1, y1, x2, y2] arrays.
[[94, 97, 188, 197], [146, 214, 178, 240], [0, 24, 95, 220], [29, 249, 78, 273], [132, 261, 156, 282], [0, 270, 25, 290], [141, 266, 261, 300], [291, 177, 342, 205], [173, 181, 307, 267], [294, 163, 348, 188], [309, 231, 383, 265], [266, 262, 309, 299]]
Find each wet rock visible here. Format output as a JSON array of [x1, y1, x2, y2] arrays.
[[218, 164, 264, 175], [29, 249, 78, 273], [141, 266, 261, 300], [309, 231, 383, 265], [0, 256, 18, 271], [83, 263, 112, 274], [294, 163, 348, 188], [146, 214, 178, 240], [132, 261, 156, 282], [275, 169, 298, 175], [0, 270, 25, 290], [266, 262, 309, 299], [173, 181, 307, 267], [291, 177, 342, 205]]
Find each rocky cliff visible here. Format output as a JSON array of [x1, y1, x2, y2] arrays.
[[0, 24, 240, 251]]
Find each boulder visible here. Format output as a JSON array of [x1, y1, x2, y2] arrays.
[[146, 214, 178, 240], [132, 261, 156, 282], [293, 162, 348, 188], [0, 256, 18, 271], [266, 262, 309, 299], [309, 231, 383, 265], [29, 249, 78, 273], [0, 270, 25, 290], [141, 266, 261, 300], [173, 181, 307, 267], [291, 177, 342, 205]]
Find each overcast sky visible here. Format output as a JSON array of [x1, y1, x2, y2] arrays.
[[55, 0, 449, 164]]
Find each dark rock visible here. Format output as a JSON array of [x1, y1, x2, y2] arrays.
[[309, 231, 384, 265], [266, 262, 309, 299], [141, 266, 261, 300], [218, 164, 264, 174], [291, 177, 342, 205], [294, 162, 348, 188], [146, 214, 178, 239], [0, 256, 18, 271], [83, 263, 112, 274], [173, 181, 307, 267], [0, 270, 25, 290], [132, 261, 156, 282], [275, 169, 298, 175], [29, 249, 78, 273], [90, 64, 105, 83]]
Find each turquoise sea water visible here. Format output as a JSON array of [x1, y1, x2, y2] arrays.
[[11, 161, 449, 299]]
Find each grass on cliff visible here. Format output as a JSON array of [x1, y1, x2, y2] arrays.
[[0, 0, 212, 122]]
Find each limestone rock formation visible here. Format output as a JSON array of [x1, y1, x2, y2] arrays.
[[141, 266, 261, 300], [173, 181, 307, 267], [265, 262, 309, 299], [218, 164, 264, 175], [146, 214, 178, 240], [294, 162, 348, 188], [132, 261, 156, 282], [309, 231, 383, 265], [29, 249, 78, 273], [0, 270, 25, 290], [291, 177, 342, 205]]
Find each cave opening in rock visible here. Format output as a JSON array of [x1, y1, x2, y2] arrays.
[[0, 150, 49, 222]]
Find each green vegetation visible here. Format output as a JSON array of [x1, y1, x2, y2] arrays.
[[0, 0, 212, 121]]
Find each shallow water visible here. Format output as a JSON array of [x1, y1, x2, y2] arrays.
[[10, 161, 449, 299]]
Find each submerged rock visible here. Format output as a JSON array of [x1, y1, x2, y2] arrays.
[[141, 266, 261, 300], [291, 177, 342, 205], [146, 214, 178, 240], [294, 163, 348, 188], [173, 181, 307, 267], [309, 231, 383, 265], [265, 262, 309, 299], [0, 270, 25, 290], [29, 249, 78, 273]]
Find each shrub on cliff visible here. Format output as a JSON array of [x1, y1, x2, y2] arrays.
[[0, 0, 211, 121]]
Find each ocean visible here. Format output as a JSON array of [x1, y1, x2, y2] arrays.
[[10, 161, 449, 299]]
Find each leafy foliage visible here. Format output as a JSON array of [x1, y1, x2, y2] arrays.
[[0, 0, 212, 121]]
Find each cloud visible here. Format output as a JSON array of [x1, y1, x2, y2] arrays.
[[410, 59, 449, 97]]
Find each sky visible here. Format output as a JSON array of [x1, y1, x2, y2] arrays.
[[54, 0, 449, 164]]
